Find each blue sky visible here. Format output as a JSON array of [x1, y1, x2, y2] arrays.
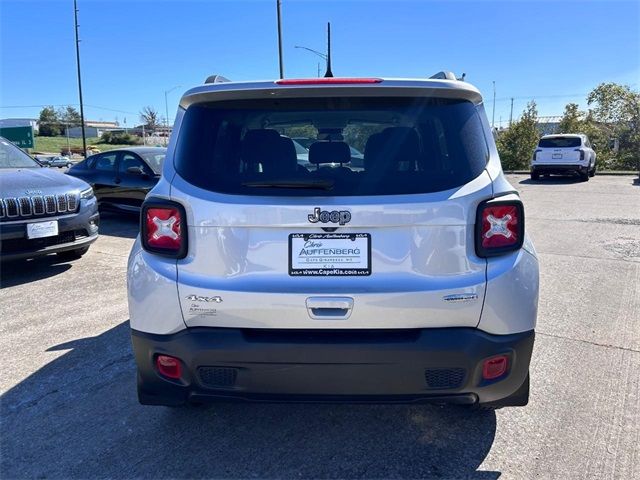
[[1, 0, 638, 127]]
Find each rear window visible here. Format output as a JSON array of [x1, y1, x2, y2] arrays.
[[174, 97, 488, 196], [539, 137, 582, 148], [139, 151, 166, 174]]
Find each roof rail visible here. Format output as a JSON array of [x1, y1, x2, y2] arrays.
[[204, 75, 231, 84], [429, 71, 457, 81]]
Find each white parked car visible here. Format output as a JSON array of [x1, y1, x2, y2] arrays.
[[531, 134, 596, 181], [127, 73, 539, 409]]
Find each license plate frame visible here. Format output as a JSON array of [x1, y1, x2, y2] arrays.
[[289, 233, 371, 276], [552, 153, 563, 159], [26, 220, 59, 239]]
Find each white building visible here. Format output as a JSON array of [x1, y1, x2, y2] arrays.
[[66, 121, 121, 138]]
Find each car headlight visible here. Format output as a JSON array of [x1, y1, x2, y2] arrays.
[[80, 187, 94, 200]]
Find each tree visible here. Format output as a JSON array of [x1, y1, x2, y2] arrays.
[[58, 106, 82, 127], [587, 83, 639, 125], [139, 106, 161, 129], [100, 131, 141, 145], [496, 101, 539, 170], [587, 83, 640, 171], [38, 106, 62, 136], [558, 103, 584, 134]]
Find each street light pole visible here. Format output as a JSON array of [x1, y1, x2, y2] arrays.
[[73, 0, 87, 158], [294, 46, 327, 75], [294, 23, 333, 77], [492, 81, 496, 129]]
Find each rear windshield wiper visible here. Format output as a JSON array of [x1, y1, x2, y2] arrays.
[[241, 179, 334, 190]]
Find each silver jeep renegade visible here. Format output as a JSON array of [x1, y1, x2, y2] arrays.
[[127, 73, 538, 409]]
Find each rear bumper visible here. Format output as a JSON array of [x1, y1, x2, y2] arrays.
[[531, 164, 588, 175], [132, 327, 534, 406]]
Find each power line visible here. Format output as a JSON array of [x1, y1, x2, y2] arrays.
[[0, 103, 138, 115], [495, 93, 588, 102]]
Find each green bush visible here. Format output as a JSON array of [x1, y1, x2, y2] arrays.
[[100, 131, 141, 145]]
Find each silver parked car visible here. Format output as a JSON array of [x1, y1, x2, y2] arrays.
[[48, 156, 73, 168], [127, 73, 539, 409]]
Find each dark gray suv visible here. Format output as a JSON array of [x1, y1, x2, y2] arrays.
[[0, 137, 99, 261]]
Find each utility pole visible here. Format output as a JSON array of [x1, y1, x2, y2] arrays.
[[164, 85, 181, 146], [73, 0, 87, 158], [491, 81, 496, 129], [276, 0, 284, 78], [65, 122, 71, 155], [509, 98, 514, 126]]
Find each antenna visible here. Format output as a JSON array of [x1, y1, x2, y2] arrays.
[[324, 22, 333, 78]]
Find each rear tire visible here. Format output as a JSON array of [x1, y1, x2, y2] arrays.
[[56, 246, 90, 261], [530, 170, 540, 181], [474, 373, 530, 410], [580, 170, 590, 182], [589, 164, 596, 177]]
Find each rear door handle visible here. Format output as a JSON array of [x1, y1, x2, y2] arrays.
[[306, 297, 353, 319]]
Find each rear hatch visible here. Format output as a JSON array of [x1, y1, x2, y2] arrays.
[[171, 91, 492, 329], [536, 136, 582, 163]]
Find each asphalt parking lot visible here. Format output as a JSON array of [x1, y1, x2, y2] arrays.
[[1, 174, 638, 479]]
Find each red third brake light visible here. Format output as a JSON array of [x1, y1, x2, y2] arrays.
[[475, 200, 525, 257], [141, 201, 187, 258], [275, 78, 383, 85]]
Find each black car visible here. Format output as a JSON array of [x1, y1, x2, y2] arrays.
[[67, 147, 166, 213], [0, 137, 99, 261]]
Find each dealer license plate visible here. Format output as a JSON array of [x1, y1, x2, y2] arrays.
[[27, 220, 59, 239], [289, 233, 371, 276]]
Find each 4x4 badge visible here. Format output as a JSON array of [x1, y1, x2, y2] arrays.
[[186, 294, 223, 303], [308, 207, 351, 225]]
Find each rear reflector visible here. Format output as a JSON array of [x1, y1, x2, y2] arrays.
[[475, 199, 525, 257], [156, 355, 182, 379], [275, 78, 383, 85], [482, 355, 509, 380], [141, 200, 188, 258]]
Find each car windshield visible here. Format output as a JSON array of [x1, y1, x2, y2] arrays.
[[139, 151, 166, 174], [0, 137, 40, 168], [539, 137, 582, 148], [174, 97, 489, 196]]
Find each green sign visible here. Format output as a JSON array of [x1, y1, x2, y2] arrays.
[[0, 126, 34, 149]]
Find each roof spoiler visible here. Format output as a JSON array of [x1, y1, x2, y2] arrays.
[[204, 75, 231, 84]]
